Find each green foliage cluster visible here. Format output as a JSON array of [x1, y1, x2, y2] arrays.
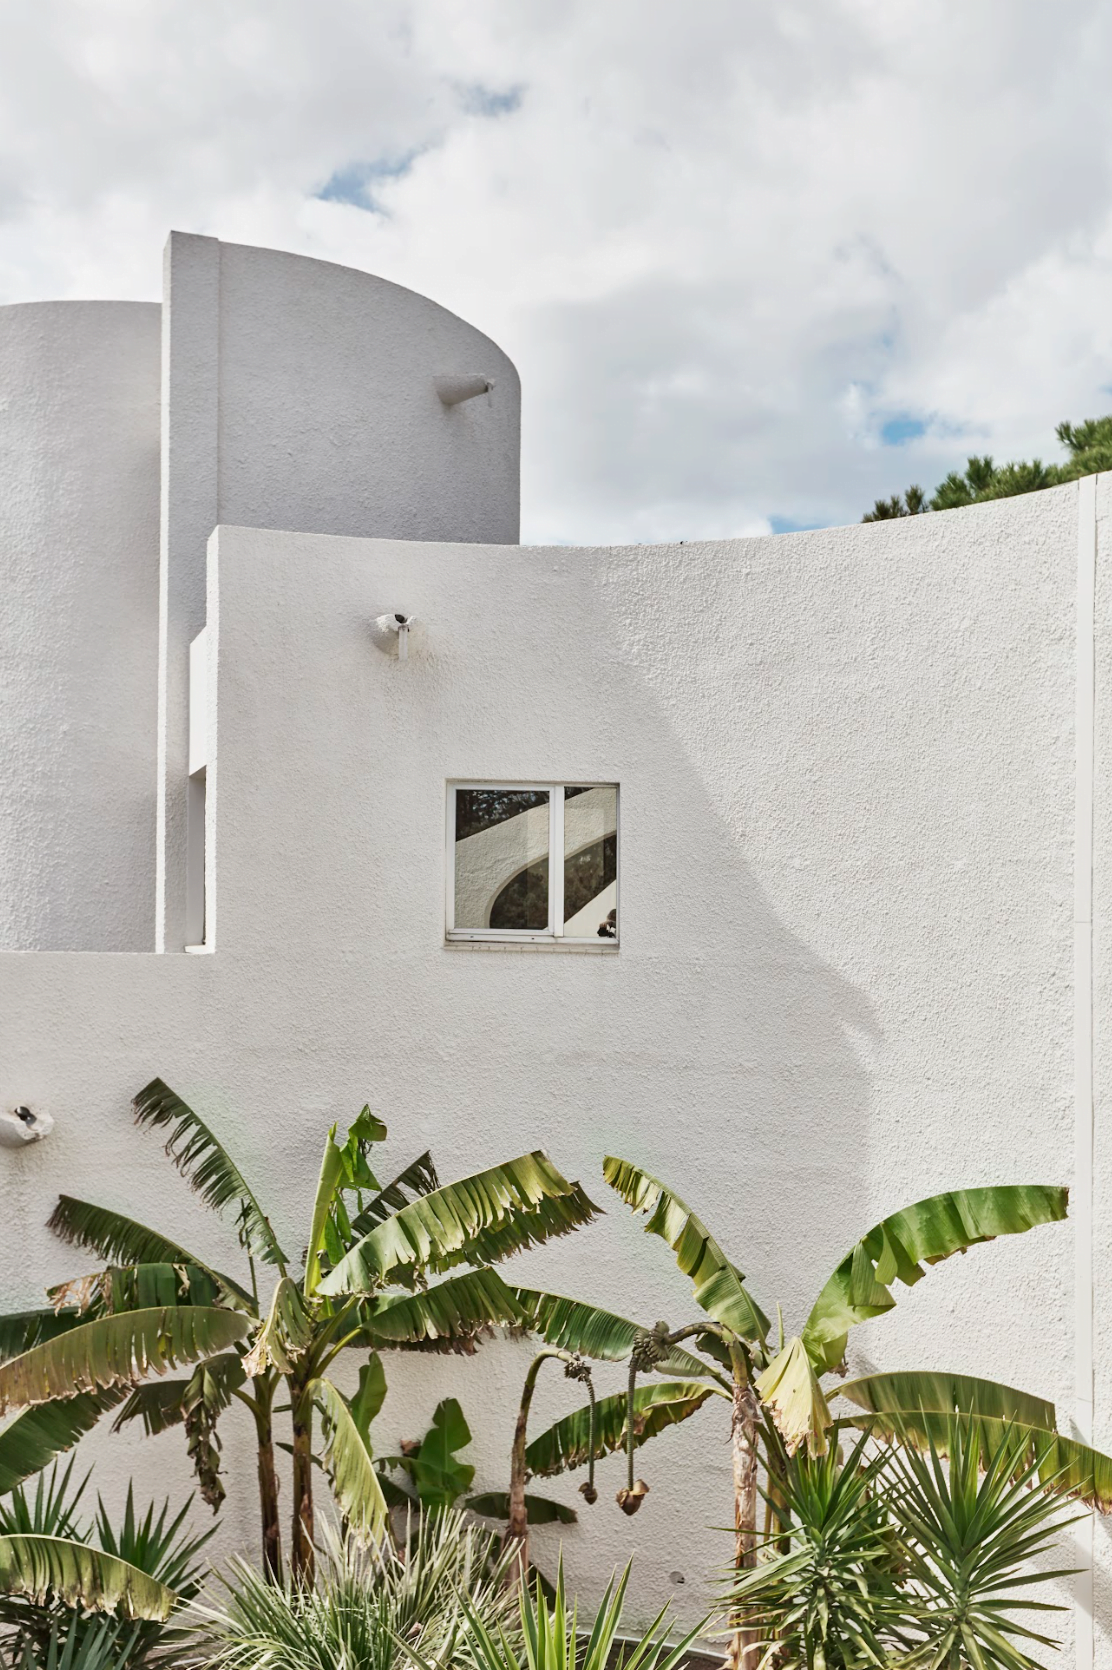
[[1, 1077, 1110, 1670], [0, 1463, 208, 1668], [863, 414, 1112, 521], [199, 1508, 519, 1670], [729, 1423, 1077, 1670]]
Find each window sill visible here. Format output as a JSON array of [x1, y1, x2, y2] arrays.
[[443, 939, 619, 954]]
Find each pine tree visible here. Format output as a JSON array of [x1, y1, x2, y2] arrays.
[[861, 414, 1112, 522]]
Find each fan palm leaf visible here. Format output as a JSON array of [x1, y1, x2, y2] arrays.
[[801, 1186, 1069, 1373], [602, 1157, 770, 1342], [132, 1078, 287, 1269], [0, 1306, 249, 1413]]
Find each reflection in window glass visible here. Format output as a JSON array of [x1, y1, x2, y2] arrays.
[[563, 786, 618, 939], [454, 789, 550, 930]]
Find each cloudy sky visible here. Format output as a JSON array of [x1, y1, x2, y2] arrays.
[[3, 0, 1112, 543]]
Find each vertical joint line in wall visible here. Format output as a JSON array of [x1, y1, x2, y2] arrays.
[[1075, 473, 1097, 1670]]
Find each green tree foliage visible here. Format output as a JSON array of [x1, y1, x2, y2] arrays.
[[0, 1080, 601, 1587], [862, 414, 1112, 521]]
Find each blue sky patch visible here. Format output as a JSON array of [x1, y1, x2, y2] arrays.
[[458, 83, 524, 118], [316, 151, 421, 211], [879, 412, 927, 446], [769, 515, 826, 534]]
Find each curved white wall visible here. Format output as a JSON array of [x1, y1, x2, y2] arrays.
[[157, 233, 524, 948], [0, 301, 161, 950], [0, 238, 523, 952], [216, 240, 520, 545]]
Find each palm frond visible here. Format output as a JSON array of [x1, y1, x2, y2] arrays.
[[0, 1312, 85, 1367], [0, 1535, 176, 1620], [364, 1269, 526, 1352], [510, 1287, 719, 1380], [319, 1153, 599, 1295], [837, 1369, 1112, 1511], [310, 1376, 390, 1545], [0, 1307, 249, 1413], [0, 1393, 125, 1494], [525, 1379, 717, 1477], [45, 1196, 252, 1306], [348, 1151, 440, 1241], [801, 1185, 1068, 1373], [602, 1157, 769, 1342], [132, 1078, 287, 1269], [47, 1262, 228, 1319]]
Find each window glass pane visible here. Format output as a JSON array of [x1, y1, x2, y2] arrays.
[[454, 789, 550, 930], [563, 786, 617, 938]]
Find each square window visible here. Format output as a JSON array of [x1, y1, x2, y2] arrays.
[[447, 783, 618, 944]]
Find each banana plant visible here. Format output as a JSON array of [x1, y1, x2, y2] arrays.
[[509, 1162, 1108, 1670], [0, 1078, 599, 1587]]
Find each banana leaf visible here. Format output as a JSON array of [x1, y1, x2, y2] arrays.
[[603, 1157, 769, 1342], [526, 1379, 719, 1477], [801, 1186, 1068, 1373], [510, 1287, 720, 1381], [837, 1369, 1112, 1511], [310, 1376, 390, 1545], [0, 1307, 249, 1413], [0, 1534, 176, 1619], [0, 1392, 125, 1494], [319, 1152, 598, 1295], [132, 1079, 287, 1268]]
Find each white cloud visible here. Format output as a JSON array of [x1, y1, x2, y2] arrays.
[[3, 0, 1112, 539]]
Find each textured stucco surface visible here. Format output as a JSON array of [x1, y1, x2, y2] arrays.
[[0, 300, 160, 950], [157, 234, 522, 948], [0, 493, 1085, 1637]]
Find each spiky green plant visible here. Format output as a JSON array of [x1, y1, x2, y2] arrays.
[[726, 1433, 906, 1670], [892, 1421, 1078, 1670], [11, 1615, 142, 1670], [724, 1422, 1078, 1670], [0, 1465, 205, 1668], [197, 1507, 518, 1670], [400, 1558, 704, 1670]]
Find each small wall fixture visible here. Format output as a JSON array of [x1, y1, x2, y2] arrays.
[[435, 374, 494, 407], [0, 1105, 53, 1147], [373, 612, 416, 661]]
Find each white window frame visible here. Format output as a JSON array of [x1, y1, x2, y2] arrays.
[[445, 781, 619, 945]]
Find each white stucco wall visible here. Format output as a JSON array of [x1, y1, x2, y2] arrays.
[[157, 233, 522, 949], [0, 300, 161, 951], [0, 489, 1091, 1641]]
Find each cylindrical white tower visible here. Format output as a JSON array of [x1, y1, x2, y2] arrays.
[[0, 301, 161, 950], [0, 239, 524, 951]]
